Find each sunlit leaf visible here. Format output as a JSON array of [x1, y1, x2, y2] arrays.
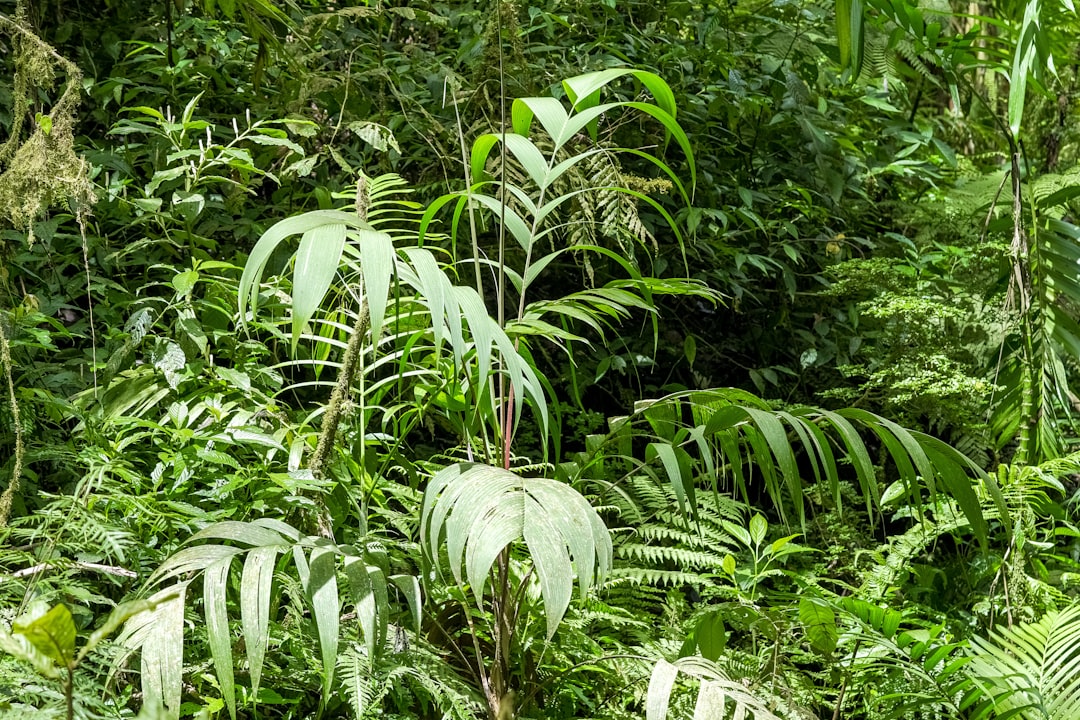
[[421, 463, 612, 638]]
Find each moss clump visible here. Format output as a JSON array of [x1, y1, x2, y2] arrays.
[[0, 6, 95, 239]]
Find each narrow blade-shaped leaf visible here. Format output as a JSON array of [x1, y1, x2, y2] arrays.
[[240, 546, 279, 696], [357, 229, 396, 343], [291, 223, 346, 353], [238, 210, 369, 325], [305, 545, 340, 698], [204, 558, 236, 720], [140, 584, 187, 720], [523, 496, 574, 639]]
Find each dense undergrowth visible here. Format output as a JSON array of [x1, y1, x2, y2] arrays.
[[3, 1, 1080, 719]]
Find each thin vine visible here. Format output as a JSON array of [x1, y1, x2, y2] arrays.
[[0, 313, 23, 528]]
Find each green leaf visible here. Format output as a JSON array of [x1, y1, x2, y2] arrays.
[[1009, 0, 1042, 136], [0, 628, 61, 679], [139, 585, 187, 720], [389, 575, 422, 633], [836, 0, 865, 77], [247, 131, 305, 156], [204, 559, 236, 720], [749, 514, 768, 547], [343, 555, 381, 660], [799, 597, 838, 655], [722, 521, 753, 548], [306, 545, 340, 700], [238, 210, 373, 327], [13, 604, 76, 668], [291, 222, 346, 353], [357, 229, 396, 344], [647, 442, 696, 521], [695, 613, 728, 661], [241, 546, 279, 697], [512, 97, 570, 149]]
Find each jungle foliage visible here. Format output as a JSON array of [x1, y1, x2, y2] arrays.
[[3, 0, 1080, 719]]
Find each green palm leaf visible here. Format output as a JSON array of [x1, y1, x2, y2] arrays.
[[420, 463, 612, 639], [122, 519, 415, 720], [968, 604, 1080, 719], [578, 389, 1009, 542]]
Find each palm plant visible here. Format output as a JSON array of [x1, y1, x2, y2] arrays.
[[569, 388, 1009, 542], [116, 517, 420, 720], [967, 603, 1080, 720], [118, 69, 708, 719]]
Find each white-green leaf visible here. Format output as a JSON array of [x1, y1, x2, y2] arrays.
[[646, 660, 679, 720], [305, 544, 340, 699], [292, 223, 347, 353], [204, 558, 236, 720], [421, 463, 612, 639], [238, 210, 373, 327], [647, 657, 782, 720], [139, 585, 187, 720], [357, 229, 396, 344], [968, 603, 1080, 718], [241, 546, 279, 696]]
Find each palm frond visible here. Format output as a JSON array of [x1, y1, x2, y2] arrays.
[[119, 519, 418, 720], [571, 388, 1010, 543], [646, 657, 782, 720], [968, 603, 1080, 719], [421, 462, 612, 639]]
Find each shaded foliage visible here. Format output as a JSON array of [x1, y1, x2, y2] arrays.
[[3, 1, 1080, 720]]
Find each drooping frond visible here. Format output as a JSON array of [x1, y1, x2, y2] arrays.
[[119, 519, 420, 720], [569, 388, 1009, 542], [646, 657, 782, 720]]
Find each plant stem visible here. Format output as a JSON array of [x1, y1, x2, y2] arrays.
[[308, 302, 370, 537], [831, 639, 860, 720], [65, 666, 74, 720]]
